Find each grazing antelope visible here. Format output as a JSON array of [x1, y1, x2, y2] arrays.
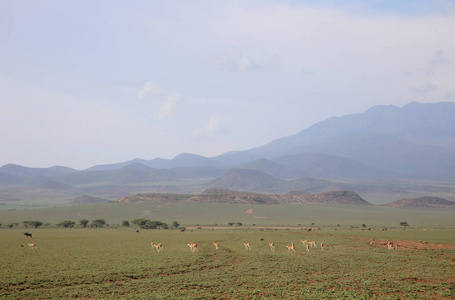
[[269, 242, 275, 252], [213, 242, 220, 250], [244, 242, 251, 250], [28, 243, 37, 249], [305, 243, 310, 252], [301, 240, 308, 245], [187, 243, 198, 252], [369, 239, 375, 246], [151, 241, 163, 252], [387, 242, 395, 250], [308, 241, 316, 248], [286, 243, 296, 254], [320, 242, 324, 250]]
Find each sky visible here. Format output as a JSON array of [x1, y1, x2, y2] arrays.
[[1, 0, 454, 169]]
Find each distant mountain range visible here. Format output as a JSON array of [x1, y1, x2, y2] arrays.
[[1, 102, 454, 204]]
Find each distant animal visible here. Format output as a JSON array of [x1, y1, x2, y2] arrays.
[[387, 241, 395, 250], [180, 229, 185, 232], [19, 244, 25, 248], [259, 238, 265, 242], [308, 241, 316, 248], [151, 241, 163, 252], [269, 242, 275, 252], [24, 232, 32, 238], [136, 230, 140, 233], [301, 240, 308, 245], [213, 242, 220, 250], [244, 242, 251, 250], [286, 243, 296, 254], [28, 243, 37, 249], [421, 241, 429, 245], [187, 243, 198, 252], [320, 242, 325, 250]]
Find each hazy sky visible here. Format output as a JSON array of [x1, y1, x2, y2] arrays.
[[1, 0, 454, 169]]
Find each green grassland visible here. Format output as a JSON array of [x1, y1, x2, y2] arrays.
[[1, 228, 454, 299], [1, 202, 454, 228]]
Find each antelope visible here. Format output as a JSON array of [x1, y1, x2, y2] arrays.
[[28, 243, 37, 249], [213, 242, 220, 250], [305, 243, 310, 252], [187, 243, 198, 252], [269, 242, 275, 252], [421, 241, 429, 245], [19, 244, 25, 248], [320, 242, 324, 250], [369, 239, 374, 246], [286, 243, 296, 254], [308, 241, 316, 248], [244, 242, 251, 250], [151, 241, 163, 252], [387, 242, 394, 250]]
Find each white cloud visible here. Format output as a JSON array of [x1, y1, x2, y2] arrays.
[[413, 83, 437, 94], [154, 93, 181, 120], [422, 49, 450, 76], [192, 113, 231, 138], [137, 82, 164, 99], [202, 49, 263, 72], [138, 82, 181, 120]]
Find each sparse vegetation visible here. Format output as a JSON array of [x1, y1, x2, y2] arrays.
[[90, 219, 106, 228], [79, 219, 89, 228], [0, 228, 453, 299], [56, 220, 76, 228], [23, 221, 43, 228]]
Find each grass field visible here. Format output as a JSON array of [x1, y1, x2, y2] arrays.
[[1, 228, 454, 299], [1, 202, 455, 228]]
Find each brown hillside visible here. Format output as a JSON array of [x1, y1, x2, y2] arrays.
[[71, 194, 107, 205], [116, 193, 191, 203], [383, 196, 455, 208], [116, 188, 370, 205], [291, 190, 371, 205]]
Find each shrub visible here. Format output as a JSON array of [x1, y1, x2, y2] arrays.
[[57, 221, 76, 228]]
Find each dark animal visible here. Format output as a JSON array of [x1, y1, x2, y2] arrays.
[[136, 230, 140, 233], [24, 232, 32, 238]]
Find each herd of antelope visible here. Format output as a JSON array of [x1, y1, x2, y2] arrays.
[[149, 239, 326, 253]]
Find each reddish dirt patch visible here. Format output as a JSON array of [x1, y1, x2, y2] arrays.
[[355, 236, 455, 250]]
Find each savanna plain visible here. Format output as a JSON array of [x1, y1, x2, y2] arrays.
[[1, 226, 454, 299]]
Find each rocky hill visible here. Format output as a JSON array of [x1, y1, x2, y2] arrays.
[[291, 190, 372, 205], [382, 196, 455, 208], [70, 194, 107, 205], [116, 188, 370, 205]]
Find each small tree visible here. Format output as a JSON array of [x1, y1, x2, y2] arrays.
[[227, 222, 235, 226], [91, 219, 106, 228], [8, 223, 14, 229], [57, 221, 76, 228], [235, 222, 243, 227], [24, 221, 43, 228], [79, 219, 89, 228], [122, 220, 130, 227], [132, 219, 149, 227], [400, 221, 409, 229], [172, 221, 180, 229]]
